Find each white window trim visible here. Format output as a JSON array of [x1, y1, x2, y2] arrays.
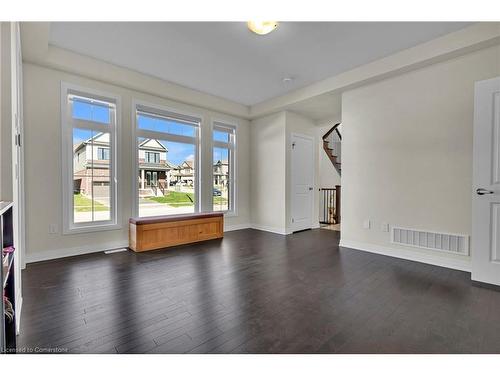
[[132, 99, 202, 217], [211, 120, 237, 216], [61, 82, 122, 234]]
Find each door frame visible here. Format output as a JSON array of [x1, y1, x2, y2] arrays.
[[290, 132, 316, 232], [8, 22, 24, 333]]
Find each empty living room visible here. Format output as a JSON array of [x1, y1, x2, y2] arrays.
[[2, 0, 500, 373]]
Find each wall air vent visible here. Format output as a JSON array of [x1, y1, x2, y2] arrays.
[[391, 227, 469, 256]]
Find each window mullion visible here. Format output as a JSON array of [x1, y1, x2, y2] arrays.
[[71, 118, 110, 133], [136, 129, 197, 144], [213, 140, 233, 149]]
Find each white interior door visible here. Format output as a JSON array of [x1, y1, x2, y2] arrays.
[[291, 133, 314, 232], [472, 76, 500, 286]]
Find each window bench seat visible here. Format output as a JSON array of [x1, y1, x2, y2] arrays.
[[129, 212, 224, 252]]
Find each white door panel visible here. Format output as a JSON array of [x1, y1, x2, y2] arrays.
[[472, 76, 500, 286], [291, 134, 314, 232]]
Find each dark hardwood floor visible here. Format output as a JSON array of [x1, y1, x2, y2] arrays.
[[17, 228, 500, 353]]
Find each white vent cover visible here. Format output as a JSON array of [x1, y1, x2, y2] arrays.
[[391, 227, 469, 256]]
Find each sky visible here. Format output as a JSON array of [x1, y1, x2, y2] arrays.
[[138, 114, 196, 137], [160, 140, 195, 165], [138, 114, 197, 165], [214, 147, 229, 163], [72, 99, 110, 142], [72, 100, 228, 165], [73, 99, 110, 124]]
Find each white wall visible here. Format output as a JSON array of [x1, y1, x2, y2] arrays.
[[341, 45, 500, 271], [250, 112, 287, 233], [23, 62, 251, 262]]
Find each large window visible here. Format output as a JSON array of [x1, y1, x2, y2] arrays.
[[135, 103, 200, 217], [212, 122, 235, 212], [62, 83, 119, 232]]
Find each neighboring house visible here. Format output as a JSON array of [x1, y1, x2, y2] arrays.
[[172, 160, 195, 186], [74, 133, 227, 198], [169, 159, 228, 188], [74, 135, 175, 198], [213, 160, 229, 187], [137, 139, 174, 196], [73, 132, 111, 198]]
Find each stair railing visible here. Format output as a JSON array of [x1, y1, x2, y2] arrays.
[[158, 181, 165, 195], [319, 185, 341, 224]]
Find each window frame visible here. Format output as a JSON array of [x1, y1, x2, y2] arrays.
[[61, 82, 121, 234], [211, 121, 237, 215], [132, 100, 202, 217]]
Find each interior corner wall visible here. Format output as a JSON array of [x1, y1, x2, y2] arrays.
[[250, 112, 287, 233], [22, 62, 251, 262], [250, 111, 319, 234], [340, 44, 500, 271]]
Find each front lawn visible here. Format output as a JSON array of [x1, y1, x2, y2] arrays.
[[74, 193, 109, 212], [214, 196, 227, 204], [148, 190, 195, 206], [148, 190, 228, 207]]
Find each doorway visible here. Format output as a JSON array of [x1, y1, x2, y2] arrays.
[[290, 133, 315, 232], [472, 76, 500, 286]]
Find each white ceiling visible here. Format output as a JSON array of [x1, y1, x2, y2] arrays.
[[49, 22, 471, 106]]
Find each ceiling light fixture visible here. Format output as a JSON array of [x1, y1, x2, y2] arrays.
[[247, 21, 279, 35]]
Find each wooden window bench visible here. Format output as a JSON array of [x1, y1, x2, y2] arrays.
[[129, 212, 224, 252]]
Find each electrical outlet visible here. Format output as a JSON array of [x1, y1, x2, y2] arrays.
[[381, 222, 389, 232], [363, 219, 371, 229], [48, 224, 58, 234]]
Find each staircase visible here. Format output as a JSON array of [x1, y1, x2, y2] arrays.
[[320, 123, 342, 225], [139, 184, 165, 198], [322, 122, 342, 175]]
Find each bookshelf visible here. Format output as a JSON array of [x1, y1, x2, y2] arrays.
[[1, 201, 16, 353]]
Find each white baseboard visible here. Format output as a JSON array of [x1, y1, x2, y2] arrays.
[[25, 224, 313, 263], [247, 223, 320, 235], [339, 239, 471, 272], [250, 223, 290, 235], [224, 223, 251, 232], [26, 240, 129, 264], [26, 227, 255, 263]]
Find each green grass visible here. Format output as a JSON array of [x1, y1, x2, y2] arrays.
[[214, 196, 227, 204], [148, 191, 228, 207], [148, 191, 195, 207], [147, 190, 229, 208], [74, 194, 108, 212]]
